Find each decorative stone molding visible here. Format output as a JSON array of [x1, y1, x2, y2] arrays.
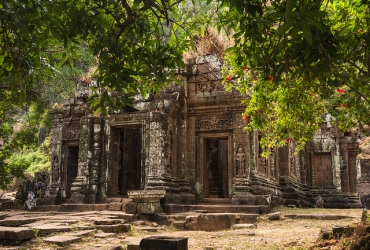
[[195, 114, 233, 131]]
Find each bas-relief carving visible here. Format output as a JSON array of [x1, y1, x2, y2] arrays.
[[258, 157, 268, 175], [196, 81, 223, 93], [62, 126, 80, 140], [270, 148, 276, 178], [165, 129, 173, 173], [195, 114, 233, 131], [149, 122, 166, 176], [310, 152, 315, 186], [236, 144, 246, 176], [52, 156, 59, 183]]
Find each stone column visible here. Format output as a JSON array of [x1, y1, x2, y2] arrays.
[[348, 142, 359, 193], [88, 117, 103, 203], [46, 113, 64, 203], [339, 138, 350, 193], [146, 112, 178, 192]]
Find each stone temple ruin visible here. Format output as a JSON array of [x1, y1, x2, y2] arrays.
[[43, 55, 361, 212]]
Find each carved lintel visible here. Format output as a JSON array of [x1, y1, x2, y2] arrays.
[[195, 114, 233, 131], [62, 126, 80, 140]]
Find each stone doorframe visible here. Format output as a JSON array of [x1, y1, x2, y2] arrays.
[[196, 132, 233, 200], [106, 123, 146, 197]]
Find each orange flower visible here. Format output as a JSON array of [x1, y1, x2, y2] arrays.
[[268, 74, 274, 82], [342, 103, 347, 108], [285, 138, 290, 144], [243, 115, 248, 122], [226, 75, 233, 81]]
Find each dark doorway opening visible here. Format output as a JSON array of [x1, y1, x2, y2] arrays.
[[66, 145, 79, 199], [108, 127, 142, 197], [204, 139, 228, 198]]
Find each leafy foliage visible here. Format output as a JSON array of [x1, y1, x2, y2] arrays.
[[219, 0, 370, 151]]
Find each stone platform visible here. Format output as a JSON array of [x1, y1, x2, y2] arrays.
[[0, 208, 361, 248]]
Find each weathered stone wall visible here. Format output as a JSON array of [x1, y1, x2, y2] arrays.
[[45, 56, 361, 209]]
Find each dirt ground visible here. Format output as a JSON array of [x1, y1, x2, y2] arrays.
[[16, 207, 363, 250]]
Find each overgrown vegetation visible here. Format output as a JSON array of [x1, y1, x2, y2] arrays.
[[1, 0, 370, 185], [0, 44, 95, 189]]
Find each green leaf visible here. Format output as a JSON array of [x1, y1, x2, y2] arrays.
[[0, 54, 5, 65], [50, 27, 63, 42], [304, 16, 322, 30], [301, 20, 312, 45], [286, 0, 297, 12], [275, 18, 296, 36]]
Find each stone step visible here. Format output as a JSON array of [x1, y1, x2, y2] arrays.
[[94, 223, 131, 233], [199, 198, 230, 205], [31, 224, 72, 236], [232, 223, 256, 230], [0, 226, 35, 244], [42, 235, 81, 246], [94, 232, 116, 238], [284, 214, 355, 220], [161, 204, 268, 214], [64, 229, 95, 237]]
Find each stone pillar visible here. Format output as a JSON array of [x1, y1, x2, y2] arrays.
[[339, 138, 350, 193], [47, 113, 64, 203], [88, 117, 103, 203], [348, 142, 359, 193], [146, 112, 179, 192]]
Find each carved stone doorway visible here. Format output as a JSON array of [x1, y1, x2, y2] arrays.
[[108, 127, 142, 197], [198, 133, 232, 200], [63, 145, 79, 199], [313, 153, 334, 187]]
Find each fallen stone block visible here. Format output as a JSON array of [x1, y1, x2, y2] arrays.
[[317, 227, 332, 241], [267, 212, 281, 220], [140, 236, 188, 250], [126, 239, 141, 250], [43, 235, 81, 246], [185, 214, 236, 231], [332, 226, 354, 238]]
